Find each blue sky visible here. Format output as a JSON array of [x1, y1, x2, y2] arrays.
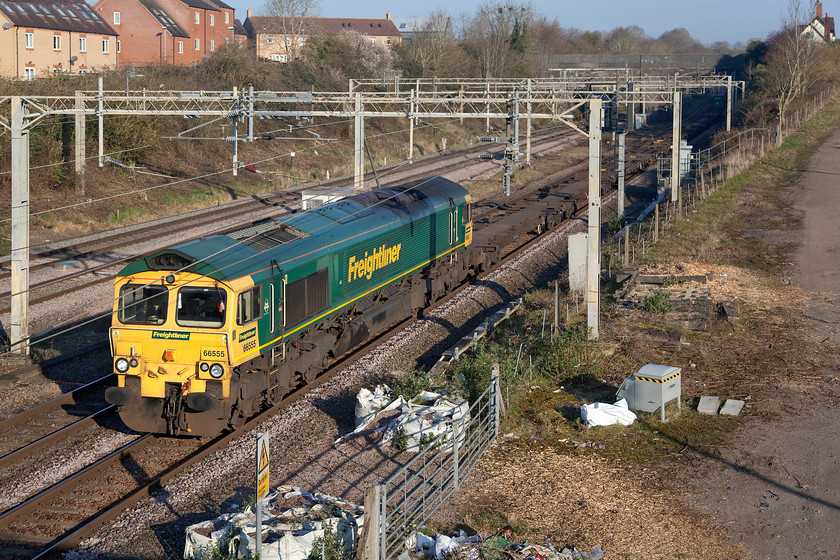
[[232, 0, 802, 46]]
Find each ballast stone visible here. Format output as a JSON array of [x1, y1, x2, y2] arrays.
[[697, 396, 720, 415]]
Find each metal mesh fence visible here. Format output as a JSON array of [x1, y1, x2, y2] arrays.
[[369, 376, 500, 560]]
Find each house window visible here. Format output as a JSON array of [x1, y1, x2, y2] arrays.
[[209, 39, 214, 51], [298, 37, 305, 47], [113, 11, 120, 24], [117, 40, 120, 53], [369, 37, 375, 44], [24, 32, 33, 49], [209, 13, 214, 26], [102, 38, 109, 53], [285, 36, 291, 46], [266, 36, 273, 44], [79, 37, 86, 52], [386, 38, 391, 45], [178, 41, 183, 53], [24, 67, 34, 80], [224, 12, 229, 24], [194, 11, 199, 24], [195, 38, 199, 50], [224, 36, 229, 45], [53, 35, 61, 50]]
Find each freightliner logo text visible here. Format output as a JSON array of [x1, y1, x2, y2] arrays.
[[348, 243, 402, 282]]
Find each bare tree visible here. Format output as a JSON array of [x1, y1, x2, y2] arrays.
[[403, 10, 459, 77], [462, 1, 534, 77], [657, 28, 703, 54], [762, 0, 828, 127], [261, 0, 320, 61], [605, 25, 647, 54]]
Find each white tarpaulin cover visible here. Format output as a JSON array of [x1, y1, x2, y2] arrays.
[[336, 387, 470, 454], [184, 486, 363, 560], [580, 398, 637, 428]]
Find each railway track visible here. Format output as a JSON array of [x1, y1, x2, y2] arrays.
[[0, 126, 577, 317], [0, 145, 615, 559], [0, 102, 723, 558]]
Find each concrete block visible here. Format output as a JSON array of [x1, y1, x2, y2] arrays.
[[697, 396, 720, 415], [720, 399, 745, 416]]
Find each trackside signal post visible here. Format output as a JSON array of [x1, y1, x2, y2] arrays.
[[256, 432, 269, 555]]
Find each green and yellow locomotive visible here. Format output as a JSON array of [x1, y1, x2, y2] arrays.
[[106, 177, 472, 435]]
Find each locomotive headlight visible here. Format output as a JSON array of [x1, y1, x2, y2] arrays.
[[199, 362, 209, 372], [209, 363, 224, 378], [115, 358, 130, 373], [129, 358, 139, 368]]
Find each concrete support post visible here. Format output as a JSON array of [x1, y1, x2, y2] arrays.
[[409, 89, 415, 161], [247, 83, 254, 142], [628, 81, 636, 131], [485, 81, 490, 132], [587, 99, 602, 341], [617, 132, 626, 217], [726, 75, 732, 132], [97, 77, 104, 167], [74, 91, 86, 196], [670, 90, 682, 201], [232, 114, 238, 176], [354, 92, 364, 189], [526, 79, 532, 165], [10, 97, 30, 355], [512, 89, 520, 166]]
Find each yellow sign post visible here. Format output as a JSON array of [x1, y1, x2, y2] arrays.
[[256, 432, 269, 555]]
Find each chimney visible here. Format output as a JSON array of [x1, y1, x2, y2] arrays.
[[817, 1, 823, 18], [247, 7, 251, 19], [386, 11, 391, 19]]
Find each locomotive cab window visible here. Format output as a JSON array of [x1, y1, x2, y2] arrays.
[[237, 286, 263, 325], [119, 284, 169, 325], [176, 287, 226, 328], [464, 202, 471, 224]]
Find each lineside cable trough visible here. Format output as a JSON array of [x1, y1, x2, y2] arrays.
[[430, 298, 523, 375]]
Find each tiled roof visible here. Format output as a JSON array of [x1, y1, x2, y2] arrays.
[[246, 16, 400, 37], [138, 0, 189, 37], [178, 0, 220, 12], [233, 17, 246, 36], [0, 0, 117, 35], [205, 0, 233, 10]]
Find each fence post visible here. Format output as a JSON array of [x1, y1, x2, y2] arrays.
[[491, 364, 502, 435], [452, 417, 460, 490], [362, 485, 382, 560]]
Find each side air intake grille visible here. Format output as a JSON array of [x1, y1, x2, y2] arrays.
[[229, 220, 309, 252]]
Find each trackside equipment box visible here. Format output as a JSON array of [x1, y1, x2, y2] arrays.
[[616, 364, 682, 422]]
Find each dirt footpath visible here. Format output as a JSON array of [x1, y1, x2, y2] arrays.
[[690, 127, 840, 559]]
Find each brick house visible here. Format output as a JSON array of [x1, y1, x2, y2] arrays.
[[0, 0, 118, 79], [93, 0, 239, 67], [244, 14, 401, 62], [801, 1, 836, 43]]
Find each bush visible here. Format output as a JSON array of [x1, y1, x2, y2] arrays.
[[643, 289, 673, 313]]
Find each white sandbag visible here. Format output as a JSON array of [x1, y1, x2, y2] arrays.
[[354, 384, 392, 428], [184, 486, 363, 560], [580, 398, 637, 428]]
